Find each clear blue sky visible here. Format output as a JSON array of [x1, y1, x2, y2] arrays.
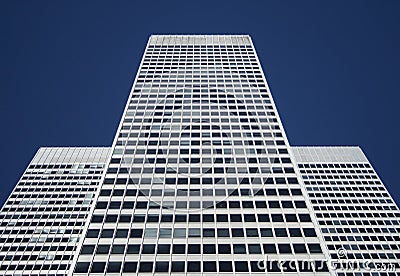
[[1, 1, 399, 206]]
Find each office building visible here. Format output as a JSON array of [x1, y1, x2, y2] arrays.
[[0, 35, 398, 275]]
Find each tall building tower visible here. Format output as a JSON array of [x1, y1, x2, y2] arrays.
[[0, 35, 398, 275], [72, 35, 330, 275]]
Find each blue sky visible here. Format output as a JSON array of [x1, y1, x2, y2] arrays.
[[1, 0, 399, 206]]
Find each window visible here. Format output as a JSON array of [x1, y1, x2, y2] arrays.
[[219, 261, 233, 272], [91, 262, 106, 273], [139, 262, 153, 272], [171, 261, 185, 272], [123, 262, 137, 272], [155, 262, 169, 272], [80, 245, 94, 254], [203, 261, 217, 272], [96, 245, 110, 254], [107, 262, 121, 273], [75, 262, 89, 273], [235, 261, 249, 272]]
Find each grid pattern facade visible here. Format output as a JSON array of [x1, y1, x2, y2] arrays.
[[0, 147, 110, 276], [72, 35, 330, 275], [292, 147, 400, 274], [1, 35, 399, 276]]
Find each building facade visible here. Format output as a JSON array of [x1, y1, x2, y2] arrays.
[[0, 147, 110, 275], [0, 35, 399, 275], [292, 147, 400, 274]]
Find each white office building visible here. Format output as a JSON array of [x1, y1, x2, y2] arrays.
[[0, 35, 398, 275]]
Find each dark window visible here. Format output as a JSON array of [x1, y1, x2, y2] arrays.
[[75, 262, 89, 273], [219, 261, 233, 272], [203, 228, 215, 237], [299, 214, 311, 222], [96, 245, 110, 254], [250, 261, 264, 272], [203, 261, 217, 272], [189, 214, 200, 222], [115, 229, 128, 238], [111, 245, 125, 254], [233, 244, 246, 254], [285, 214, 297, 222], [188, 244, 200, 254], [263, 244, 277, 253], [91, 262, 106, 273], [246, 228, 258, 237], [303, 228, 317, 237], [230, 214, 242, 222], [142, 244, 155, 254], [171, 261, 185, 272], [105, 215, 118, 222], [187, 261, 201, 272], [278, 244, 292, 254], [232, 228, 244, 237], [275, 228, 288, 237], [218, 244, 231, 254], [257, 214, 270, 222], [123, 262, 137, 273], [155, 262, 169, 272], [119, 215, 131, 222], [217, 229, 229, 237], [271, 214, 284, 222], [101, 229, 114, 238], [244, 214, 256, 222], [81, 245, 94, 255], [248, 244, 262, 254], [308, 244, 322, 253], [126, 245, 140, 254], [293, 244, 307, 253], [172, 244, 185, 254], [203, 214, 214, 222], [289, 228, 302, 237], [157, 244, 170, 254], [139, 262, 153, 272], [130, 229, 143, 238], [86, 229, 99, 238], [235, 261, 249, 272], [203, 244, 216, 254], [107, 262, 121, 273]]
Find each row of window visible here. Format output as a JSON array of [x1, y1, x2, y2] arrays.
[[14, 182, 97, 189], [91, 201, 309, 214], [109, 161, 290, 171], [81, 242, 322, 256], [102, 176, 298, 185], [328, 243, 399, 252], [99, 187, 302, 197], [27, 164, 104, 169], [311, 198, 396, 206], [308, 186, 385, 192], [75, 260, 328, 273], [86, 226, 317, 239], [299, 163, 371, 169], [0, 220, 85, 228], [0, 245, 75, 254], [21, 176, 101, 181], [148, 45, 252, 48], [317, 212, 398, 219], [95, 200, 307, 211], [140, 62, 259, 67], [0, 263, 69, 272], [115, 137, 285, 147]]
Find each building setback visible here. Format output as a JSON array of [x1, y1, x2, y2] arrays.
[[0, 147, 110, 275], [0, 35, 398, 275]]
